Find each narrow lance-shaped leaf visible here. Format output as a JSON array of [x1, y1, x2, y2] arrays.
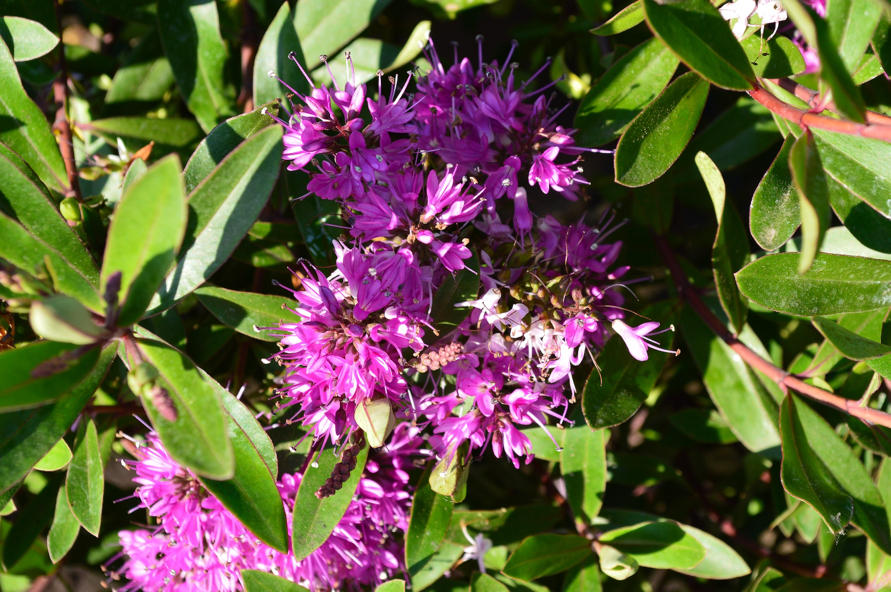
[[66, 418, 104, 536], [84, 117, 204, 159], [406, 464, 454, 579], [825, 0, 881, 72], [597, 521, 707, 570], [0, 16, 59, 61], [561, 428, 607, 526], [642, 0, 755, 90], [0, 341, 101, 411], [828, 174, 891, 255], [105, 32, 175, 108], [294, 0, 395, 62], [563, 555, 603, 592], [1, 475, 59, 570], [253, 2, 308, 107], [195, 284, 293, 342], [502, 534, 592, 581], [101, 155, 187, 327], [813, 129, 891, 222], [591, 1, 644, 35], [813, 316, 891, 360], [736, 253, 891, 316], [34, 438, 72, 471], [750, 135, 801, 251], [788, 132, 831, 275], [47, 482, 80, 563], [614, 72, 709, 188], [741, 35, 807, 78], [241, 569, 310, 592], [574, 37, 679, 148], [812, 4, 867, 122], [696, 152, 749, 333]]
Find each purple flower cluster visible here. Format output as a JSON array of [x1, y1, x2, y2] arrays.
[[263, 38, 670, 469], [111, 425, 423, 592]]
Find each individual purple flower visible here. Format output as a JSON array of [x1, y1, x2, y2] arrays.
[[611, 319, 678, 362]]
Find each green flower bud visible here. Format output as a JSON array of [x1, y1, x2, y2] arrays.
[[60, 197, 82, 222]]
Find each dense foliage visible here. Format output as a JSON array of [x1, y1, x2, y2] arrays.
[[3, 0, 891, 591]]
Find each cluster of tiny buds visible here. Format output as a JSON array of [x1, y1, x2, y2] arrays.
[[315, 442, 361, 499], [413, 341, 464, 373]]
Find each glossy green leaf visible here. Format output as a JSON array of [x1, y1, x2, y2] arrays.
[[295, 0, 394, 62], [198, 386, 288, 552], [669, 408, 738, 444], [0, 344, 114, 496], [30, 295, 107, 344], [409, 539, 464, 591], [788, 132, 831, 274], [784, 393, 891, 553], [241, 569, 309, 592], [875, 14, 891, 76], [591, 1, 644, 35], [105, 32, 175, 108], [502, 534, 591, 581], [47, 482, 79, 563], [779, 394, 853, 535], [157, 0, 236, 132], [406, 465, 454, 578], [1, 476, 58, 570], [583, 303, 675, 430], [66, 418, 103, 536], [147, 125, 283, 315], [376, 580, 407, 592], [741, 35, 807, 78], [470, 573, 508, 592], [852, 52, 885, 84], [681, 308, 782, 459], [614, 72, 708, 187], [697, 152, 749, 333], [102, 155, 187, 326], [291, 439, 369, 560], [676, 525, 750, 579], [750, 135, 801, 251], [0, 36, 67, 193], [184, 106, 277, 193], [598, 521, 706, 570], [0, 341, 101, 412], [642, 0, 754, 90], [428, 250, 480, 341], [561, 428, 606, 525], [254, 2, 308, 107], [574, 37, 679, 147], [563, 554, 602, 592], [780, 226, 891, 262], [813, 129, 891, 221], [85, 117, 204, 159], [33, 439, 72, 472], [137, 337, 234, 479], [0, 16, 58, 61], [813, 316, 891, 360], [813, 10, 867, 122], [826, 0, 881, 72], [803, 309, 884, 376], [195, 285, 291, 342], [736, 253, 891, 316]]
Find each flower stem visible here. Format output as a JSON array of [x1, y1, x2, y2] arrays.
[[52, 0, 81, 200]]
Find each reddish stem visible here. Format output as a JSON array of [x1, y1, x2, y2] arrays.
[[51, 0, 81, 199]]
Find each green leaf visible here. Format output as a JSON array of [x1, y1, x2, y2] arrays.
[[0, 344, 114, 496], [813, 10, 867, 122], [788, 132, 831, 274], [813, 129, 891, 221], [105, 32, 175, 108], [696, 152, 750, 333], [852, 51, 885, 84], [591, 1, 644, 35], [675, 526, 750, 579], [33, 439, 72, 472], [681, 308, 782, 459], [406, 465, 454, 579], [30, 296, 107, 344], [781, 226, 891, 262], [147, 125, 284, 315], [598, 544, 638, 581], [0, 341, 101, 411], [563, 554, 602, 592], [470, 573, 509, 592], [561, 428, 607, 525], [137, 337, 234, 479], [0, 475, 58, 570], [254, 2, 308, 107], [0, 36, 67, 193], [750, 135, 801, 252], [291, 439, 369, 560], [0, 143, 99, 284], [241, 569, 309, 592], [598, 521, 706, 570], [741, 35, 807, 78], [85, 117, 204, 159], [0, 16, 58, 61], [574, 37, 679, 147], [427, 250, 480, 341], [874, 14, 891, 76], [65, 418, 103, 536], [198, 385, 288, 552], [826, 0, 882, 72], [195, 284, 291, 342], [779, 394, 853, 535], [582, 303, 676, 430], [813, 316, 891, 360], [614, 71, 709, 187], [157, 0, 236, 133], [736, 253, 891, 316], [669, 408, 738, 444], [642, 0, 754, 90], [101, 155, 187, 326], [377, 580, 407, 592], [294, 0, 394, 62], [47, 482, 79, 563], [184, 106, 277, 193], [784, 393, 891, 553], [502, 534, 592, 581]]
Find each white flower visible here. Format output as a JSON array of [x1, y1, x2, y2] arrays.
[[719, 0, 757, 39], [457, 523, 493, 574]]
